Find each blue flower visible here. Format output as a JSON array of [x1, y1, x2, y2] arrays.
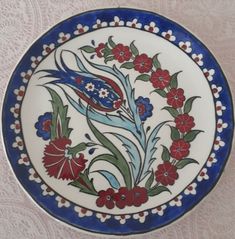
[[35, 112, 52, 140], [135, 96, 153, 121]]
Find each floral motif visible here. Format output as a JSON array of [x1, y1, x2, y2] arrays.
[[144, 22, 159, 33], [114, 215, 131, 224], [14, 86, 25, 101], [151, 204, 167, 216], [175, 114, 195, 133], [43, 137, 87, 180], [10, 103, 20, 118], [211, 84, 222, 98], [150, 69, 171, 89], [21, 70, 32, 83], [179, 41, 192, 53], [85, 82, 95, 92], [192, 53, 203, 66], [95, 43, 105, 58], [55, 196, 70, 208], [57, 32, 71, 43], [216, 101, 226, 116], [197, 168, 209, 181], [166, 88, 185, 108], [30, 56, 42, 68], [109, 16, 124, 26], [74, 206, 93, 217], [18, 153, 30, 166], [98, 88, 109, 98], [28, 168, 41, 183], [96, 213, 111, 222], [132, 187, 148, 207], [170, 139, 190, 160], [92, 19, 108, 29], [10, 120, 21, 134], [184, 183, 197, 195], [74, 24, 89, 35], [155, 162, 179, 186], [42, 44, 55, 56], [203, 68, 215, 81], [112, 44, 132, 63], [135, 96, 153, 121], [114, 187, 133, 209], [96, 188, 115, 209], [217, 119, 228, 133], [41, 184, 54, 196], [12, 136, 24, 150], [126, 18, 142, 29], [207, 153, 217, 167], [161, 30, 176, 41], [133, 211, 149, 223], [133, 54, 153, 73], [214, 136, 225, 150], [169, 195, 183, 207], [35, 112, 52, 140]]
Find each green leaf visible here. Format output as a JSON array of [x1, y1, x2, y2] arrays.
[[170, 71, 182, 89], [183, 96, 201, 114], [145, 171, 154, 190], [152, 54, 161, 69], [87, 117, 132, 189], [161, 145, 170, 161], [120, 62, 134, 69], [80, 45, 95, 53], [162, 106, 179, 118], [152, 89, 167, 97], [130, 41, 139, 56], [108, 36, 116, 48], [103, 43, 112, 58], [175, 158, 199, 169], [183, 130, 203, 142], [148, 185, 171, 196], [135, 74, 150, 82], [104, 55, 115, 64], [46, 87, 72, 140], [169, 125, 180, 140]]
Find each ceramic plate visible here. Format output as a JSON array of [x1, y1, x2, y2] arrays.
[[2, 8, 234, 236]]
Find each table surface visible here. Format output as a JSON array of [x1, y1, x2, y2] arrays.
[[0, 0, 234, 238]]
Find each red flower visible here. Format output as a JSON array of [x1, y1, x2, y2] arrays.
[[95, 43, 105, 58], [166, 88, 185, 108], [170, 139, 190, 160], [133, 54, 153, 73], [43, 137, 87, 180], [114, 187, 133, 209], [96, 188, 115, 209], [155, 162, 179, 186], [112, 44, 132, 63], [150, 69, 171, 89], [132, 187, 148, 207], [175, 114, 195, 133]]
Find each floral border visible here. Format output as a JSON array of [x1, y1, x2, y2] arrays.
[[2, 8, 233, 235]]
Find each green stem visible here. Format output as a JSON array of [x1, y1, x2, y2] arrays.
[[67, 142, 87, 157]]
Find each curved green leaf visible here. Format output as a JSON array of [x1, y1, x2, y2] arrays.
[[148, 185, 171, 196], [108, 36, 116, 48], [183, 130, 203, 142], [152, 53, 161, 69], [169, 125, 180, 141], [135, 74, 150, 82], [152, 89, 167, 98], [175, 158, 199, 169], [145, 171, 154, 190], [170, 71, 182, 89], [130, 41, 139, 56], [162, 106, 179, 118], [183, 96, 201, 114], [161, 145, 170, 161], [120, 62, 134, 69], [80, 45, 95, 53]]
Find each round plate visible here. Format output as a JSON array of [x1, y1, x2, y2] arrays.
[[2, 8, 234, 236]]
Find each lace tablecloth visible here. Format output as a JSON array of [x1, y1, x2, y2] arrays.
[[0, 1, 234, 238]]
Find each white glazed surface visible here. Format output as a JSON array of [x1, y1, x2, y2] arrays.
[[0, 1, 234, 238]]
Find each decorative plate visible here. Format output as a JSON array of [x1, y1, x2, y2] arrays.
[[2, 8, 234, 236]]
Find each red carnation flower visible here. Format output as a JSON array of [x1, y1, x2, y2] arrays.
[[166, 88, 185, 108], [95, 43, 105, 58], [132, 186, 148, 207], [155, 162, 179, 186], [175, 114, 195, 133], [96, 188, 115, 209], [112, 44, 132, 63], [133, 54, 153, 73], [170, 139, 190, 160], [43, 137, 87, 180], [114, 187, 133, 209], [150, 69, 171, 89]]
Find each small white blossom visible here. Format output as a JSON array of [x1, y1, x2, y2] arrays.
[[42, 43, 55, 56], [57, 32, 71, 43], [179, 41, 192, 53], [216, 101, 226, 116], [126, 18, 142, 29], [96, 213, 111, 222], [41, 184, 54, 196], [207, 153, 217, 167], [192, 53, 203, 66], [55, 196, 70, 208], [10, 103, 20, 118], [214, 136, 225, 151], [184, 183, 197, 195], [114, 215, 131, 224], [74, 206, 93, 217], [151, 204, 167, 216], [10, 120, 21, 134], [21, 70, 32, 83], [85, 82, 95, 91], [133, 211, 149, 223], [14, 86, 25, 101], [169, 195, 183, 207], [28, 168, 41, 183], [211, 84, 222, 98], [18, 153, 30, 166], [74, 24, 89, 35], [197, 168, 209, 181], [12, 136, 24, 150], [144, 22, 159, 33], [217, 119, 228, 133], [109, 16, 124, 26], [99, 88, 109, 98], [30, 56, 42, 68], [161, 30, 176, 41], [92, 19, 108, 29], [203, 68, 215, 81]]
